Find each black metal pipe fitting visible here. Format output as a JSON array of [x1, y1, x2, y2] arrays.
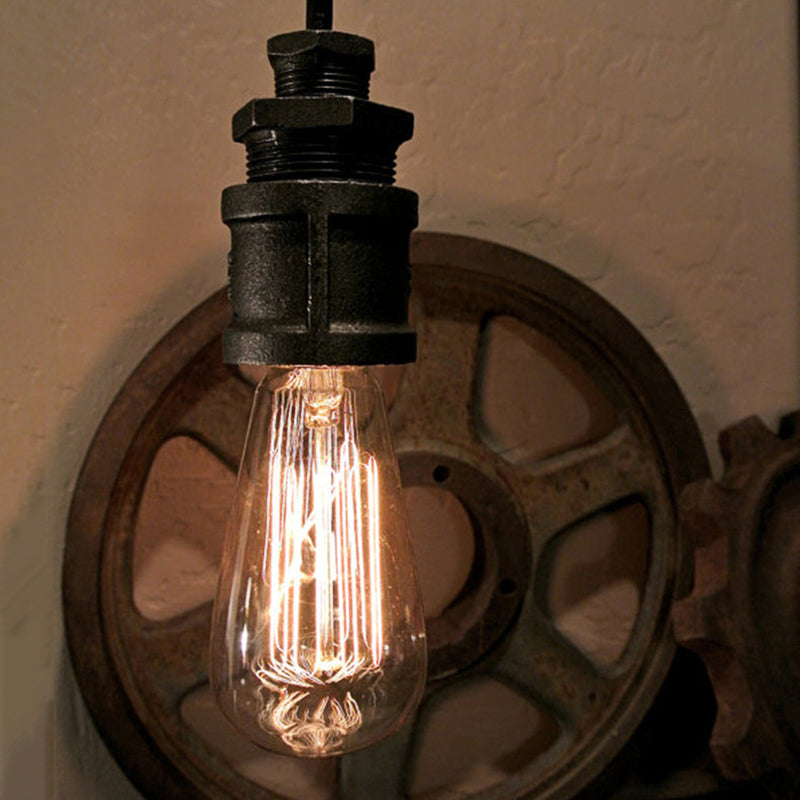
[[222, 12, 418, 367]]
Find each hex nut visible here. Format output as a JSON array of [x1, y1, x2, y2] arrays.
[[268, 30, 375, 70], [232, 96, 413, 144]]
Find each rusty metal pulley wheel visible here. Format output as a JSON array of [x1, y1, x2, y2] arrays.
[[673, 413, 800, 797], [64, 232, 708, 799]]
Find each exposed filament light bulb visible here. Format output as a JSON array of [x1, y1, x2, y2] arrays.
[[211, 366, 426, 756]]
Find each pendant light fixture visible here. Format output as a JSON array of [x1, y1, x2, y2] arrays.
[[209, 0, 427, 757]]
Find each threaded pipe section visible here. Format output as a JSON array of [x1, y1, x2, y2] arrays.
[[245, 131, 396, 183], [275, 65, 370, 98]]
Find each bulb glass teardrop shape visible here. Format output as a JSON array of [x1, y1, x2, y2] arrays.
[[210, 366, 426, 756]]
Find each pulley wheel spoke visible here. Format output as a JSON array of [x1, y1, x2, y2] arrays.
[[121, 603, 213, 709], [490, 598, 606, 727], [339, 720, 416, 800], [391, 305, 483, 447], [512, 423, 655, 555], [168, 346, 253, 470]]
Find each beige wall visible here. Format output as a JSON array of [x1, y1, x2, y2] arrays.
[[1, 0, 797, 797]]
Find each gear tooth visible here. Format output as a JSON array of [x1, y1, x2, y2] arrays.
[[694, 642, 756, 781], [712, 728, 757, 784], [712, 701, 794, 784], [679, 479, 734, 547], [708, 646, 754, 736], [693, 536, 730, 600], [673, 594, 715, 644], [718, 416, 776, 476], [673, 595, 703, 643], [673, 634, 756, 782], [677, 581, 732, 638]]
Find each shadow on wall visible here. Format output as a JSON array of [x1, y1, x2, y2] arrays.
[[0, 248, 227, 800], [1, 703, 52, 800], [54, 651, 145, 800]]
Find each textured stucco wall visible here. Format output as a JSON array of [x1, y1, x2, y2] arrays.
[[1, 0, 797, 797]]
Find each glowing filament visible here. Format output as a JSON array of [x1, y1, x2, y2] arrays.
[[251, 368, 384, 752]]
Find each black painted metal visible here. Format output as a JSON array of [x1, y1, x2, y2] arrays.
[[222, 6, 417, 366], [268, 30, 374, 98], [306, 0, 333, 30]]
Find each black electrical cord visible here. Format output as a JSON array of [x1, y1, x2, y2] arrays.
[[306, 0, 333, 30]]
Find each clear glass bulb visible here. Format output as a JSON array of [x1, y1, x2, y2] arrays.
[[210, 366, 426, 757]]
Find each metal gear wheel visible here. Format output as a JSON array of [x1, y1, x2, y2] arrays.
[[673, 412, 800, 797]]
